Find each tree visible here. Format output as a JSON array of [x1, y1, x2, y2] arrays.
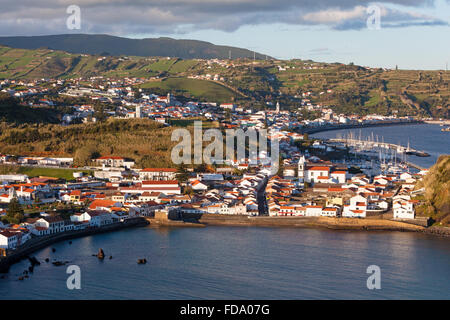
[[6, 197, 24, 224], [176, 163, 190, 183], [183, 186, 194, 196], [74, 144, 100, 166], [276, 156, 284, 177]]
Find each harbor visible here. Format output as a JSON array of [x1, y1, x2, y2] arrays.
[[311, 123, 447, 169]]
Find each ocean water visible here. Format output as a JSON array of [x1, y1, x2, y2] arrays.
[[1, 124, 449, 300], [1, 226, 449, 300], [311, 124, 450, 168]]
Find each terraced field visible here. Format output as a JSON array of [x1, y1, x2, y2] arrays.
[[0, 45, 448, 118]]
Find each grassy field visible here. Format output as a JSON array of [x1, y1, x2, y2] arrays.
[[139, 77, 238, 103], [17, 167, 93, 180]]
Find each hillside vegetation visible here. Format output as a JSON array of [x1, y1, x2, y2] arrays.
[[0, 34, 268, 60], [0, 118, 179, 168], [416, 155, 450, 226], [0, 93, 62, 123]]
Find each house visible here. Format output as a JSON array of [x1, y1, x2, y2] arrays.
[[112, 193, 126, 203], [87, 211, 115, 227], [0, 230, 18, 249], [89, 199, 123, 211], [95, 156, 135, 169], [69, 190, 81, 203], [330, 171, 347, 184], [191, 180, 208, 191], [342, 194, 367, 218], [321, 207, 339, 217], [139, 168, 177, 181], [305, 205, 322, 216], [306, 166, 330, 184], [138, 192, 162, 203], [34, 216, 65, 234], [206, 202, 248, 215], [393, 200, 415, 219]]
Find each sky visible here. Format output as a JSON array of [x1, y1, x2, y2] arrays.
[[0, 0, 449, 69]]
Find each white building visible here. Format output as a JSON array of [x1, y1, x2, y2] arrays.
[[139, 168, 177, 181], [393, 200, 415, 219], [342, 194, 367, 218]]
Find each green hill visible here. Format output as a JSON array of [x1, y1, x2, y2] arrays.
[[0, 44, 448, 118], [416, 155, 450, 226], [0, 34, 269, 60], [0, 118, 179, 168]]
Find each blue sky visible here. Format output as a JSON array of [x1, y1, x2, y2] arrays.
[[1, 0, 449, 70], [132, 1, 450, 70]]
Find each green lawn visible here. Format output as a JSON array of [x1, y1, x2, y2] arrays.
[[17, 167, 93, 180]]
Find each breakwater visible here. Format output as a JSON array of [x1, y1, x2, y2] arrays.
[[0, 217, 149, 273], [182, 214, 450, 237], [302, 120, 423, 134]]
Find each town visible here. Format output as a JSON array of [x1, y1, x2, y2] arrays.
[[0, 71, 433, 255]]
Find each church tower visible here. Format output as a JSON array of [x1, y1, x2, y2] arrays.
[[276, 101, 280, 113], [298, 155, 306, 179]]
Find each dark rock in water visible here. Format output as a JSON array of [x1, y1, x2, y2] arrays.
[[23, 270, 28, 275], [137, 258, 147, 264], [18, 276, 24, 281], [45, 258, 49, 263], [69, 241, 72, 245], [24, 275, 29, 279], [28, 266, 34, 273], [97, 248, 105, 260], [109, 256, 113, 260], [52, 261, 66, 266], [52, 248, 56, 253], [28, 256, 40, 266]]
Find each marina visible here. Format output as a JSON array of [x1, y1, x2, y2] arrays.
[[311, 124, 448, 169]]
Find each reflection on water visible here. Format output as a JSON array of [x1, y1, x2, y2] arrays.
[[1, 226, 449, 300]]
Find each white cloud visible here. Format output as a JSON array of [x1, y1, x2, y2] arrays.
[[0, 0, 446, 35]]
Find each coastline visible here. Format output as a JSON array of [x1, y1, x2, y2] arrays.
[[0, 217, 149, 273], [184, 213, 450, 237], [2, 214, 448, 273]]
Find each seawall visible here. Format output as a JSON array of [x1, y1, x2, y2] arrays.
[[196, 214, 424, 231]]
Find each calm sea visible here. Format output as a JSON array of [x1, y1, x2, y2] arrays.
[[1, 124, 449, 300], [1, 226, 449, 299], [311, 124, 450, 168]]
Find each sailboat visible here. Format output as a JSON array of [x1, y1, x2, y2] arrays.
[[405, 140, 414, 155]]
